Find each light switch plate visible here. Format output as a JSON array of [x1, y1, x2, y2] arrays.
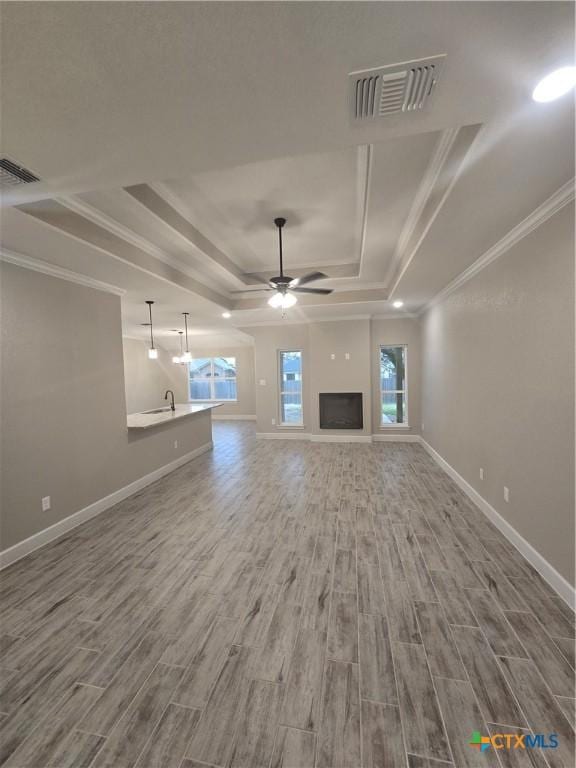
[[41, 496, 51, 512], [259, 379, 267, 386]]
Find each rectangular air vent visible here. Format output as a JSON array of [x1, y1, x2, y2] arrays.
[[0, 157, 40, 187], [350, 55, 445, 120]]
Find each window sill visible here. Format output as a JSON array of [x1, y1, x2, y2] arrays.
[[278, 424, 306, 429], [379, 424, 411, 430], [190, 400, 238, 404]]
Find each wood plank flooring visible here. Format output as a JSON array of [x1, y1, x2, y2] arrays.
[[0, 421, 574, 767]]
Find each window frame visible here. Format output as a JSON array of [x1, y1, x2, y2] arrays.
[[188, 356, 238, 402], [278, 349, 304, 427], [379, 344, 409, 428]]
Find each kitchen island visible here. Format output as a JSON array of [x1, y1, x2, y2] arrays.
[[127, 402, 222, 430]]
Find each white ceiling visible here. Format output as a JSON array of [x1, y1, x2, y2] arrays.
[[1, 1, 574, 349]]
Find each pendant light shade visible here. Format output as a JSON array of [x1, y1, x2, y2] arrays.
[[172, 331, 184, 364], [181, 312, 192, 363], [145, 301, 158, 359]]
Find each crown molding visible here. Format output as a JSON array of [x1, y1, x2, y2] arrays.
[[357, 143, 373, 275], [0, 249, 126, 296], [57, 195, 227, 294], [385, 126, 460, 289], [421, 178, 575, 315], [389, 123, 483, 299]]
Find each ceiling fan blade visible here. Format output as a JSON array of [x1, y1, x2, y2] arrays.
[[230, 288, 273, 294], [291, 286, 334, 295], [289, 271, 328, 287]]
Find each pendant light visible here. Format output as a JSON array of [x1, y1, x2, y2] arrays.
[[180, 312, 192, 363], [145, 300, 158, 359], [172, 331, 184, 364]]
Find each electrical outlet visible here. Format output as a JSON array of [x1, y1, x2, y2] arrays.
[[479, 468, 484, 480], [174, 440, 178, 449], [272, 418, 276, 425], [504, 486, 510, 503], [41, 496, 51, 512], [259, 379, 267, 386]]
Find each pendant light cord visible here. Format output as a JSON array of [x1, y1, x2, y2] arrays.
[[146, 300, 155, 349], [183, 312, 190, 353]]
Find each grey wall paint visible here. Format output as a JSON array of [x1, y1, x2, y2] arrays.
[[308, 319, 372, 436], [421, 203, 575, 585], [1, 263, 212, 551], [123, 338, 188, 414], [246, 318, 421, 436], [188, 345, 256, 417]]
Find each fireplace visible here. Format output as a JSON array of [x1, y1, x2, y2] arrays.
[[319, 393, 363, 430]]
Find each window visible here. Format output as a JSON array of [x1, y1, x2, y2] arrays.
[[380, 345, 407, 425], [189, 357, 237, 401], [279, 350, 303, 425]]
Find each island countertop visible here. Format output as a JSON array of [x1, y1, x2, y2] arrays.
[[127, 403, 222, 430]]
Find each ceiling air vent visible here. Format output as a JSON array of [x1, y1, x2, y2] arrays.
[[350, 55, 445, 120], [0, 157, 40, 187]]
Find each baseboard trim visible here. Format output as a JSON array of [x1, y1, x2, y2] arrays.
[[0, 441, 213, 571], [256, 432, 419, 444], [212, 414, 256, 421], [373, 434, 421, 442], [311, 434, 373, 443], [256, 432, 312, 440], [420, 438, 575, 609]]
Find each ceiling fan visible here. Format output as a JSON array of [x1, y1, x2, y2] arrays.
[[244, 217, 333, 309]]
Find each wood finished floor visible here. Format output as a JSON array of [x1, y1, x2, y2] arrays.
[[0, 421, 574, 768]]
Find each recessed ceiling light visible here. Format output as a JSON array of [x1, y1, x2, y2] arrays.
[[532, 66, 576, 103], [393, 300, 404, 308], [222, 312, 231, 319]]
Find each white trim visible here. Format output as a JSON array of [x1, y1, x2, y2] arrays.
[[372, 313, 418, 320], [420, 437, 575, 609], [0, 249, 126, 296], [278, 349, 304, 427], [212, 414, 256, 421], [311, 434, 372, 443], [0, 442, 213, 571], [256, 432, 419, 444], [379, 343, 409, 428], [372, 434, 420, 442], [239, 313, 417, 328], [256, 432, 312, 440], [357, 143, 373, 272], [421, 178, 575, 315]]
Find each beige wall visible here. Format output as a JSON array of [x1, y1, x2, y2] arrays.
[[1, 263, 212, 551], [421, 203, 575, 585], [123, 338, 188, 414], [371, 317, 421, 436], [188, 345, 256, 417]]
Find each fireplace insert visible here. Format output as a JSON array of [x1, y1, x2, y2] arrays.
[[319, 392, 363, 429]]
